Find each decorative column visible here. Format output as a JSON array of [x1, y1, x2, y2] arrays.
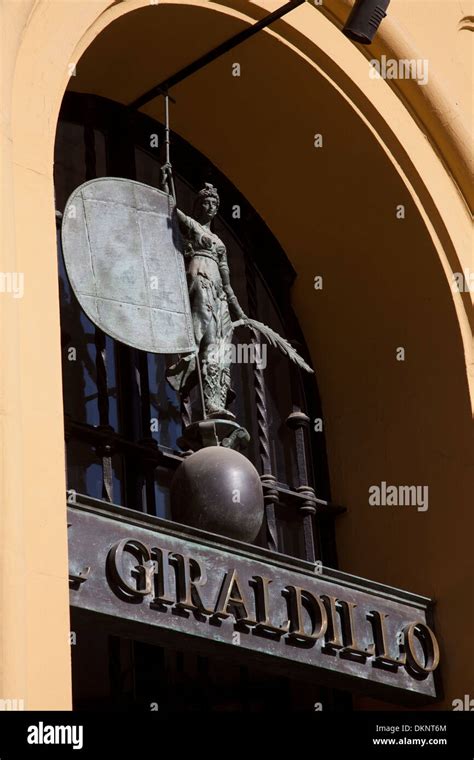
[[286, 409, 319, 562], [245, 258, 279, 552]]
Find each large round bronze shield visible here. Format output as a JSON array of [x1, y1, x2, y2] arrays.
[[61, 177, 196, 354]]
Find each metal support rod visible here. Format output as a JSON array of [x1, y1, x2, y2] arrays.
[[129, 0, 305, 110], [164, 94, 171, 166], [163, 93, 176, 201], [195, 352, 207, 421]]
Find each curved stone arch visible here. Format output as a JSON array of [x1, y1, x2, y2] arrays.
[[11, 0, 472, 396], [5, 0, 472, 708], [318, 0, 473, 211]]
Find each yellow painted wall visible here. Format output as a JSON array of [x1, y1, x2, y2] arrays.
[[1, 0, 472, 709]]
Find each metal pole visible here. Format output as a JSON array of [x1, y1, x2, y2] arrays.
[[164, 93, 170, 166], [129, 0, 305, 110], [162, 93, 204, 418], [163, 93, 176, 201], [196, 354, 207, 421]]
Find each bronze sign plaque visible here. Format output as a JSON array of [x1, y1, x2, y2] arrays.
[[68, 500, 440, 703]]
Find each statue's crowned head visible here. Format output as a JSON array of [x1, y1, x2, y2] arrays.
[[194, 183, 220, 223]]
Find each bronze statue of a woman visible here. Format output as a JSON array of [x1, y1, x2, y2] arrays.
[[166, 181, 312, 421], [167, 183, 247, 417]]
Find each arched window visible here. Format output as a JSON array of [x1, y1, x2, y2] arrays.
[[55, 92, 338, 565]]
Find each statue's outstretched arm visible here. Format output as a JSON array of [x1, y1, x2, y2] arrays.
[[175, 207, 193, 236], [219, 253, 247, 321], [218, 252, 313, 373]]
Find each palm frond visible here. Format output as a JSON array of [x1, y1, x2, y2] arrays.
[[232, 318, 314, 374]]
